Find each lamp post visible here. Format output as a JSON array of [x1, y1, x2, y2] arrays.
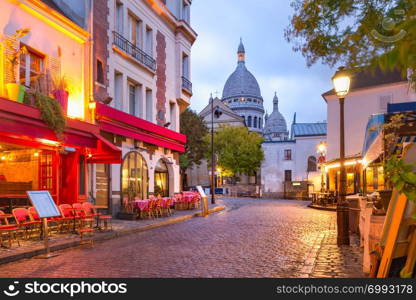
[[317, 141, 327, 192], [210, 98, 222, 204], [332, 66, 351, 246]]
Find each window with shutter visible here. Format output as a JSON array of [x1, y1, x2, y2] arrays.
[[2, 35, 18, 86]]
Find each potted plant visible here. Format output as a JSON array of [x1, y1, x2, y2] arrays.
[[4, 28, 30, 102], [52, 74, 69, 114]]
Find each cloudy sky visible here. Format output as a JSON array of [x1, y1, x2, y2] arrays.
[[190, 0, 334, 124]]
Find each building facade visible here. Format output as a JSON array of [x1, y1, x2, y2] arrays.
[[322, 68, 415, 195], [261, 112, 327, 198], [90, 0, 197, 215], [0, 0, 120, 207]]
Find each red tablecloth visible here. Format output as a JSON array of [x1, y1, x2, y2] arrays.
[[134, 198, 174, 210]]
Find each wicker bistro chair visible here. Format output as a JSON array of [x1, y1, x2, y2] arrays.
[[142, 199, 156, 219], [12, 208, 42, 239], [154, 197, 164, 218], [72, 203, 95, 229], [174, 193, 184, 210], [163, 198, 173, 217], [82, 202, 113, 231], [58, 204, 81, 233], [0, 210, 20, 248], [28, 207, 60, 236]]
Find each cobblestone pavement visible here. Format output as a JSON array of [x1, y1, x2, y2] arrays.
[[0, 198, 364, 278]]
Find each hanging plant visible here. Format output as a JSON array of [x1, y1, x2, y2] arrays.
[[33, 92, 66, 138], [384, 154, 416, 214]]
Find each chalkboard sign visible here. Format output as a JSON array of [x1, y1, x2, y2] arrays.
[[26, 191, 61, 218]]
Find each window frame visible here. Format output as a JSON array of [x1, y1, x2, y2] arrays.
[[284, 149, 292, 161]]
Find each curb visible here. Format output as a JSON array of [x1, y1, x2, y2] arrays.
[[0, 206, 226, 265], [307, 204, 337, 212]]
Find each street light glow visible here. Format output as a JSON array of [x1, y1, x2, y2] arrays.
[[332, 67, 351, 98]]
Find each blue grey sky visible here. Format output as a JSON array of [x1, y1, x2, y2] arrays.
[[190, 0, 334, 124]]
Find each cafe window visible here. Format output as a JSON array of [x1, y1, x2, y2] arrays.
[[365, 167, 375, 192], [347, 173, 355, 194], [154, 159, 169, 197], [0, 142, 57, 208], [122, 152, 148, 202], [377, 166, 385, 191], [19, 45, 44, 87]]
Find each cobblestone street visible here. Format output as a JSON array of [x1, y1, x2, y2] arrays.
[[0, 199, 364, 278]]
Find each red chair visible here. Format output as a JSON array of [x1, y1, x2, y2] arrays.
[[154, 197, 164, 218], [0, 210, 20, 248], [142, 199, 155, 219], [12, 208, 41, 239], [72, 203, 94, 229], [59, 204, 80, 232], [82, 202, 113, 231], [163, 198, 173, 216], [174, 193, 184, 210]]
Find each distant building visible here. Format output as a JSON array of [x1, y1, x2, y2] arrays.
[[261, 112, 327, 199], [187, 39, 327, 198], [221, 39, 265, 133]]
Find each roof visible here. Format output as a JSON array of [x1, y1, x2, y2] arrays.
[[322, 67, 407, 98], [199, 97, 244, 122], [40, 0, 71, 20], [292, 123, 327, 137], [222, 62, 262, 100]]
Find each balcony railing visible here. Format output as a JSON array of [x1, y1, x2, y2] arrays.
[[182, 76, 192, 94], [113, 31, 156, 72]]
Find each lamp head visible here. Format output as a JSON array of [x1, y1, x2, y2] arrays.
[[332, 67, 351, 98]]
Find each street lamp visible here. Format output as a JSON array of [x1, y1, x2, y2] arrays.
[[332, 66, 351, 246], [317, 141, 327, 192], [211, 97, 222, 204]]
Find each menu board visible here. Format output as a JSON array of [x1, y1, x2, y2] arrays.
[[26, 191, 61, 218], [196, 185, 206, 198]]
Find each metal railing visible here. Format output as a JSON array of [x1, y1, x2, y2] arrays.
[[113, 31, 156, 72], [182, 76, 192, 93]]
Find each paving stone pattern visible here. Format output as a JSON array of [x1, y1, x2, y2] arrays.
[[0, 199, 364, 278]]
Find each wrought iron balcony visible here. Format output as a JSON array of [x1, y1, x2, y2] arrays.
[[113, 31, 156, 72], [182, 76, 192, 94]]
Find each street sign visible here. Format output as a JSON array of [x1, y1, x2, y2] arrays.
[[26, 191, 61, 218]]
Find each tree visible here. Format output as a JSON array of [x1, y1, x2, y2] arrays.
[[204, 126, 264, 178], [179, 108, 209, 186], [285, 0, 416, 87]]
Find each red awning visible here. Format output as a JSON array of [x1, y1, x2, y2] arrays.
[[96, 103, 186, 153], [87, 134, 122, 164]]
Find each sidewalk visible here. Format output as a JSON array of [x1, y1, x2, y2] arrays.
[[300, 214, 365, 278], [0, 204, 225, 265]]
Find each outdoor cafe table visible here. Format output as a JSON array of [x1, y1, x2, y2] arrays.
[[92, 205, 108, 229], [182, 193, 201, 203], [134, 198, 175, 211], [0, 195, 29, 212]]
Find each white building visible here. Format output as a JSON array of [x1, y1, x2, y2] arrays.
[[90, 0, 197, 214], [261, 104, 327, 199], [322, 68, 415, 194]]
